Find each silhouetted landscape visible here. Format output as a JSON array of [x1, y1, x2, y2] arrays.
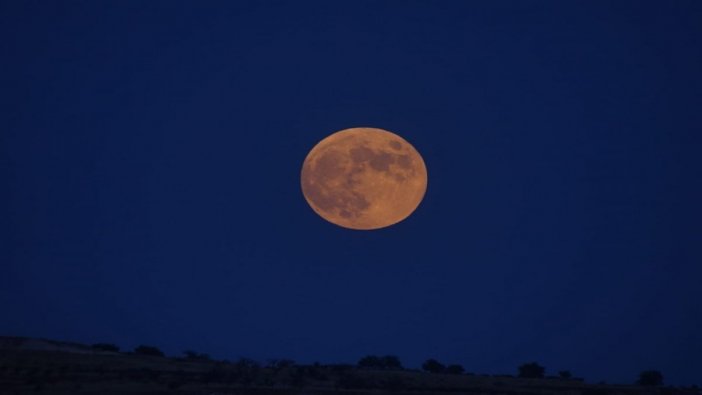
[[3, 2, 701, 394], [1, 337, 699, 395]]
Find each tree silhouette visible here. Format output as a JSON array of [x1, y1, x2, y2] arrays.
[[134, 345, 164, 357], [446, 364, 465, 375], [518, 362, 545, 378], [637, 370, 663, 386], [559, 370, 572, 379], [380, 355, 403, 370], [422, 359, 445, 373]]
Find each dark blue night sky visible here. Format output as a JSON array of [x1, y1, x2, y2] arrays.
[[2, 0, 701, 386]]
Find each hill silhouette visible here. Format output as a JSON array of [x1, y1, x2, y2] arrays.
[[0, 336, 698, 395]]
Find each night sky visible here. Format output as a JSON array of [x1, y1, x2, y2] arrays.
[[2, 0, 701, 386]]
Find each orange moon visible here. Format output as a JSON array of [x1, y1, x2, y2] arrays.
[[301, 127, 428, 230]]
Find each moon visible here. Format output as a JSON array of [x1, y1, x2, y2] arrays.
[[301, 127, 428, 230]]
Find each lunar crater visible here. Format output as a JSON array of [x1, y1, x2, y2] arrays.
[[389, 140, 403, 150]]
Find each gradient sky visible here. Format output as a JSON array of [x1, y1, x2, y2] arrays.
[[2, 0, 701, 386]]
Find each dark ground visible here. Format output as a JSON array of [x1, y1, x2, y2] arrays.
[[1, 337, 699, 395]]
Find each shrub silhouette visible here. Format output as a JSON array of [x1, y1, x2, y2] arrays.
[[267, 359, 295, 370], [422, 359, 445, 373], [518, 362, 545, 378], [559, 370, 572, 379], [92, 343, 119, 352], [358, 355, 403, 370], [134, 345, 164, 357], [184, 350, 211, 361], [358, 355, 382, 368], [446, 364, 465, 374], [233, 358, 261, 385], [637, 370, 663, 386]]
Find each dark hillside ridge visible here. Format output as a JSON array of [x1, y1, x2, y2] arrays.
[[0, 337, 698, 395]]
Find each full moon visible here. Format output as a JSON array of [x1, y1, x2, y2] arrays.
[[301, 127, 428, 230]]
